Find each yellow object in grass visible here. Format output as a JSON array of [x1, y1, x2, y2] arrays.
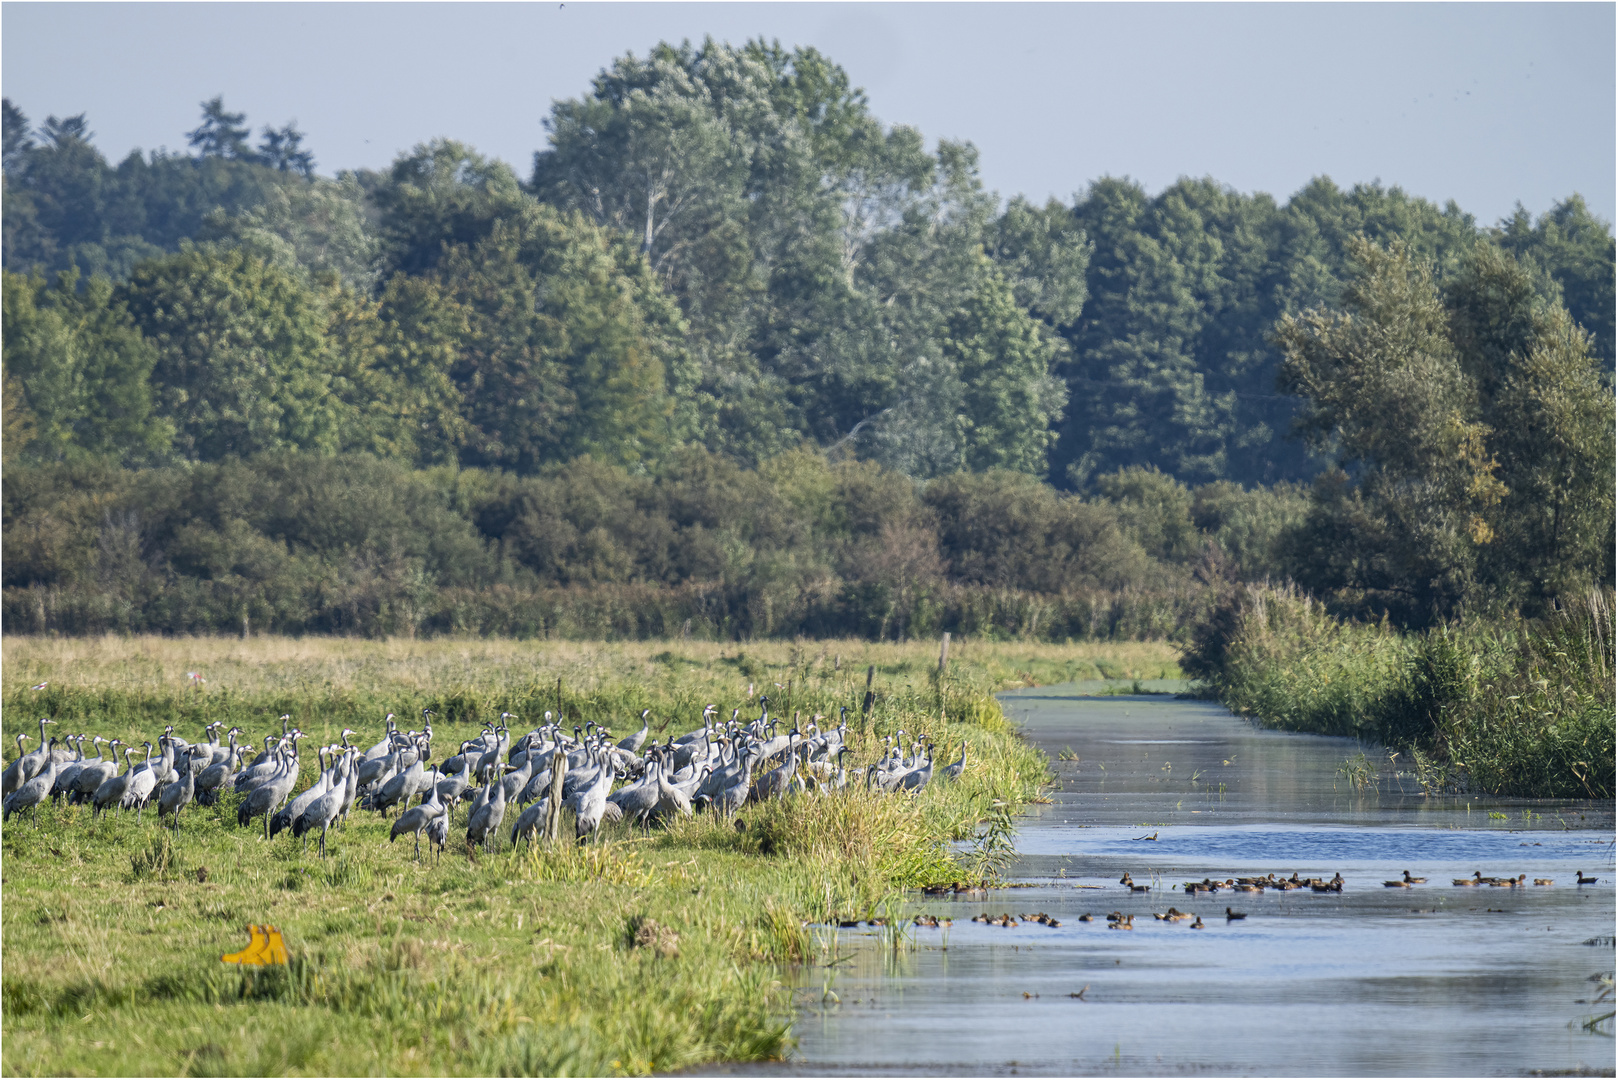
[[222, 925, 288, 965]]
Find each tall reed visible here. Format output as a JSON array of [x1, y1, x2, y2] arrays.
[[1186, 584, 1614, 798]]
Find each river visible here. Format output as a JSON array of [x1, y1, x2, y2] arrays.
[[746, 688, 1616, 1076]]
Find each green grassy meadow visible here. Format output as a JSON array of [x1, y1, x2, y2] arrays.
[[0, 637, 1173, 1075]]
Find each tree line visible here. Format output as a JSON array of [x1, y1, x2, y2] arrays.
[[3, 37, 1612, 635]]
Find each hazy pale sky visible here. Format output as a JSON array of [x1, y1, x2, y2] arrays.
[[4, 2, 1613, 224]]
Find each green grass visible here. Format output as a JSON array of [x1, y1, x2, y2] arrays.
[[0, 635, 1093, 1076], [1185, 586, 1615, 799]]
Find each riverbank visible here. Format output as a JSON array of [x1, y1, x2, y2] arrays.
[[1183, 585, 1615, 799], [0, 637, 1163, 1075]]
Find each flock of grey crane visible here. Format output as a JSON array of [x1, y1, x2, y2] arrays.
[[1, 700, 968, 859]]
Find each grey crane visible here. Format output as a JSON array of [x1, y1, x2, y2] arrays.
[[134, 736, 177, 793], [654, 758, 695, 821], [50, 735, 90, 803], [394, 729, 426, 771], [499, 750, 535, 804], [708, 746, 761, 815], [467, 762, 516, 853], [156, 748, 196, 831], [609, 752, 664, 829], [473, 722, 513, 783], [439, 735, 484, 778], [942, 740, 968, 782], [618, 710, 652, 754], [356, 733, 404, 791], [751, 731, 802, 802], [569, 745, 617, 842], [2, 732, 32, 797], [296, 749, 353, 857], [238, 737, 301, 839], [390, 784, 447, 861], [898, 741, 935, 792], [194, 729, 242, 806], [273, 746, 333, 840], [423, 796, 450, 861], [3, 752, 59, 826], [91, 744, 139, 817], [245, 717, 294, 769], [235, 736, 284, 792], [337, 740, 362, 827], [71, 738, 120, 804], [120, 741, 162, 820], [7, 719, 56, 792], [371, 736, 427, 816], [204, 724, 242, 767], [435, 758, 475, 811], [362, 714, 397, 762], [508, 795, 551, 848]]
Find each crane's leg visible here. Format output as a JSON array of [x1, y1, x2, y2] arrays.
[[320, 824, 328, 858], [413, 832, 421, 862]]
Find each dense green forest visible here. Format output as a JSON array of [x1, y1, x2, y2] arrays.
[[3, 39, 1613, 638]]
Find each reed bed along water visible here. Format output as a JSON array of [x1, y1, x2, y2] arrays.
[[0, 636, 1128, 1076], [1185, 585, 1615, 799]]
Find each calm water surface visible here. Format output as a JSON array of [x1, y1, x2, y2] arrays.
[[749, 690, 1617, 1076]]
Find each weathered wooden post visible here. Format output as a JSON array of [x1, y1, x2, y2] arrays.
[[543, 746, 567, 843]]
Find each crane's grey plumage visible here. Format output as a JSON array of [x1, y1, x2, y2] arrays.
[[121, 742, 161, 820], [2, 732, 33, 797], [296, 750, 353, 857], [569, 747, 617, 842], [3, 754, 58, 826], [390, 784, 446, 861], [91, 745, 139, 817], [467, 763, 515, 852], [239, 738, 300, 839], [157, 750, 196, 830], [618, 711, 652, 754], [50, 735, 89, 803], [194, 730, 241, 806], [273, 746, 333, 841], [71, 738, 121, 804]]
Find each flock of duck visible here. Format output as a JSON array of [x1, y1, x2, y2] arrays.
[[909, 863, 1601, 938], [0, 701, 969, 857]]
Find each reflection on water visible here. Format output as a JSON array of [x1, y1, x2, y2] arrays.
[[766, 690, 1617, 1077]]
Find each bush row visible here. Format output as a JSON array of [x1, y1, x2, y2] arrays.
[[2, 450, 1289, 639]]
